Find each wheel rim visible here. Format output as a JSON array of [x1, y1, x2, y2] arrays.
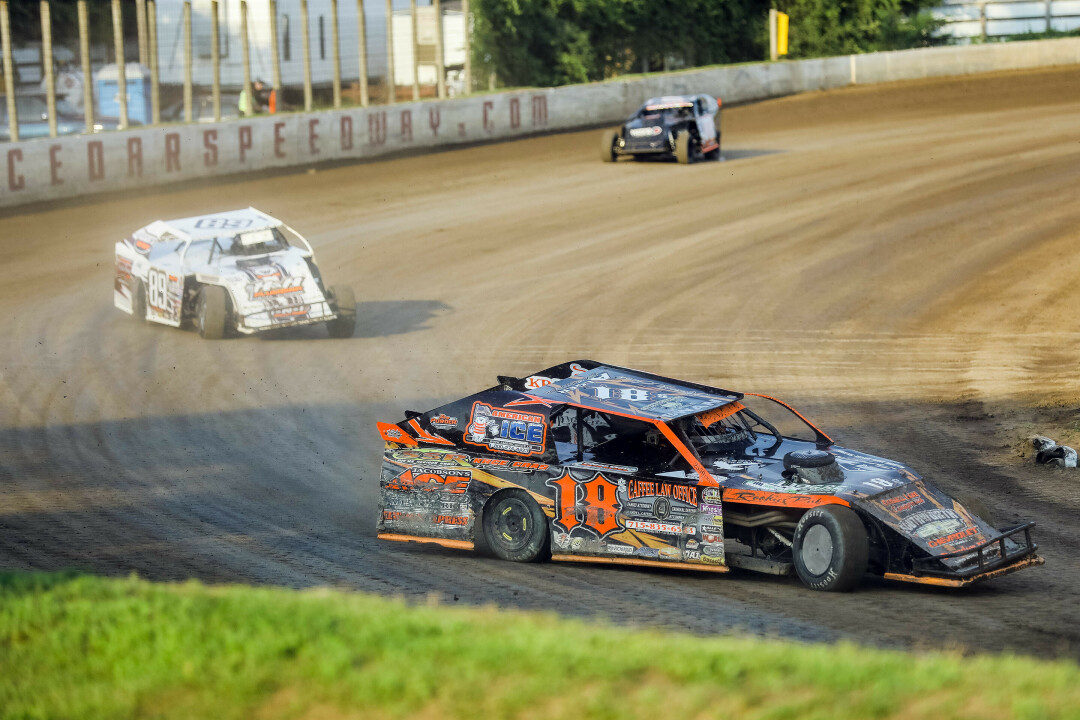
[[493, 498, 532, 551], [801, 524, 834, 576]]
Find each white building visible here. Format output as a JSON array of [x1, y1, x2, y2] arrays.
[[152, 0, 465, 89]]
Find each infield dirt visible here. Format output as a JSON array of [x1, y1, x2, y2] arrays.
[[1, 66, 1078, 657]]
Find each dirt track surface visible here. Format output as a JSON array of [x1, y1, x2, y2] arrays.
[[3, 66, 1080, 658]]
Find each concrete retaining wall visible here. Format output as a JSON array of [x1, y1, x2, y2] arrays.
[[3, 37, 1079, 209]]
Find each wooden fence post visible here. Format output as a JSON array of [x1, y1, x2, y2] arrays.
[[41, 1, 57, 138], [434, 0, 445, 99], [148, 0, 159, 124], [112, 0, 128, 128], [386, 0, 395, 103], [301, 0, 313, 111], [183, 1, 192, 122], [357, 0, 369, 106], [78, 0, 94, 132]]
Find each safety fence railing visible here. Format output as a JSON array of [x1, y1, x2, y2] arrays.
[[932, 0, 1080, 41]]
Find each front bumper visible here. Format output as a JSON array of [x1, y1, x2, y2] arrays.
[[885, 522, 1044, 587], [235, 299, 337, 334]]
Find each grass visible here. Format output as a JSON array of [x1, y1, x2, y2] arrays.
[[1, 571, 1079, 720]]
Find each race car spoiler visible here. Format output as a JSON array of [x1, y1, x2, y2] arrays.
[[911, 521, 1039, 579]]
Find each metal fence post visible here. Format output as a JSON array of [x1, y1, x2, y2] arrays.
[[211, 0, 221, 121], [331, 0, 341, 108], [357, 0, 369, 106], [78, 0, 94, 132], [410, 0, 419, 100], [135, 0, 148, 66], [41, 1, 57, 138], [980, 3, 988, 41], [112, 0, 128, 128], [434, 0, 445, 99], [241, 0, 252, 115], [0, 1, 14, 142], [148, 0, 159, 124], [386, 0, 395, 103], [301, 0, 312, 111], [769, 8, 778, 61], [269, 0, 281, 111], [462, 0, 470, 95], [183, 0, 192, 122]]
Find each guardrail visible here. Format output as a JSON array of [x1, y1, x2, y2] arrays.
[[933, 0, 1080, 40], [2, 36, 1079, 210]]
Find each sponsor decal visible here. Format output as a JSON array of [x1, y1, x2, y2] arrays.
[[699, 503, 724, 518], [927, 526, 978, 548], [627, 480, 697, 506], [434, 515, 469, 526], [524, 375, 555, 389], [548, 472, 621, 538], [625, 519, 692, 535], [471, 457, 550, 472], [385, 468, 470, 495], [385, 427, 405, 440], [898, 509, 968, 539], [604, 543, 635, 555], [554, 532, 571, 549], [703, 544, 724, 557], [685, 550, 701, 560], [570, 461, 639, 474], [883, 490, 925, 513], [700, 553, 726, 565], [658, 546, 681, 560], [701, 487, 722, 504], [686, 540, 699, 550], [570, 537, 585, 551], [251, 275, 304, 299], [725, 489, 839, 508], [389, 448, 470, 467], [464, 402, 547, 456], [700, 525, 722, 534], [653, 497, 671, 520], [382, 509, 424, 522], [701, 531, 722, 544], [863, 477, 905, 492], [429, 414, 458, 430], [635, 546, 660, 558]]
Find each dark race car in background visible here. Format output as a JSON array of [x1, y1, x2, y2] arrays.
[[376, 360, 1043, 592], [600, 94, 721, 164]]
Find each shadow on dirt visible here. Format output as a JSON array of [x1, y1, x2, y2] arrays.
[[256, 300, 451, 341]]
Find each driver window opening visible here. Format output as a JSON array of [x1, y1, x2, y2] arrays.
[[550, 407, 692, 476]]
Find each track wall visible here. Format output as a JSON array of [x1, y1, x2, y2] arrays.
[[2, 37, 1078, 209]]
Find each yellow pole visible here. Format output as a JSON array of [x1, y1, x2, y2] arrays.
[[357, 0, 369, 106], [41, 1, 57, 138], [778, 12, 789, 57], [78, 0, 94, 132], [112, 0, 128, 128]]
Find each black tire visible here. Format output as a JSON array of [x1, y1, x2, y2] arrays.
[[792, 505, 868, 592], [327, 284, 356, 339], [482, 489, 549, 563], [130, 278, 148, 323], [600, 129, 618, 163], [675, 132, 694, 164], [196, 285, 228, 340]]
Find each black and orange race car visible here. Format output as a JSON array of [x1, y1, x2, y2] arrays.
[[376, 361, 1043, 591]]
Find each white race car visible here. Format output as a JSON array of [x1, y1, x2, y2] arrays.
[[114, 207, 355, 339]]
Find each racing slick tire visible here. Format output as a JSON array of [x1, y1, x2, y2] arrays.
[[675, 132, 695, 164], [792, 505, 869, 592], [483, 489, 549, 563], [196, 285, 229, 340], [327, 285, 357, 339], [600, 130, 619, 163], [130, 278, 148, 322]]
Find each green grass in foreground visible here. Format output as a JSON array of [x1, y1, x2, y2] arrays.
[[1, 572, 1078, 720]]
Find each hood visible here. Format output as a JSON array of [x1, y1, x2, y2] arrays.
[[713, 440, 1003, 570]]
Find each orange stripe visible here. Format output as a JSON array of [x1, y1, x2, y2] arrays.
[[377, 421, 417, 446], [552, 554, 729, 573], [407, 418, 455, 446], [378, 533, 474, 550], [654, 420, 718, 487]]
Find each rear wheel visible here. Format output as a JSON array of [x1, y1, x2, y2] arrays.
[[327, 284, 356, 339], [196, 285, 228, 340], [675, 132, 695, 164], [483, 490, 549, 563], [130, 278, 148, 322], [792, 505, 868, 592], [600, 129, 618, 163]]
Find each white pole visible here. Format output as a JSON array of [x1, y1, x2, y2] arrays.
[[112, 0, 129, 128], [386, 0, 395, 103], [357, 0, 369, 106], [41, 1, 57, 138], [78, 0, 94, 132], [434, 0, 445, 99]]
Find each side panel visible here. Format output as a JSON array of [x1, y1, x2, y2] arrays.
[[114, 241, 136, 314], [144, 264, 184, 327]]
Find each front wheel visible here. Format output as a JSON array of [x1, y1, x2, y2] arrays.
[[326, 284, 356, 339], [196, 285, 229, 340], [483, 490, 549, 563], [792, 505, 868, 591], [600, 129, 618, 163]]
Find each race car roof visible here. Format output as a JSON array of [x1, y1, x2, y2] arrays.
[[518, 361, 741, 422], [644, 95, 696, 110], [149, 207, 283, 242]]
